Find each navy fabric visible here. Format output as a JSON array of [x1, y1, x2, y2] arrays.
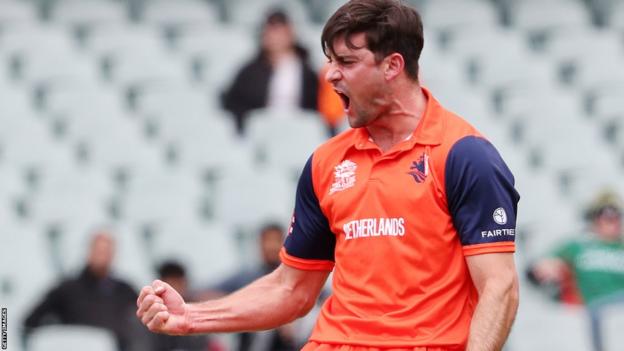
[[283, 155, 336, 261], [445, 136, 520, 246]]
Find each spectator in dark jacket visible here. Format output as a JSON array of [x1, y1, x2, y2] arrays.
[[23, 231, 149, 351], [222, 9, 319, 135]]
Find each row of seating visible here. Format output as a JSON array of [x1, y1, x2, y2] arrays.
[[3, 0, 624, 29]]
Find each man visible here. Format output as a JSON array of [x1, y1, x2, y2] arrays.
[[24, 231, 149, 351], [530, 191, 624, 351], [222, 9, 319, 135], [137, 1, 520, 350]]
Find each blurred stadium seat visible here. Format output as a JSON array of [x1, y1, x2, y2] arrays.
[[213, 166, 294, 236], [508, 286, 593, 351], [225, 0, 311, 29], [27, 325, 117, 351], [51, 0, 128, 31], [510, 0, 592, 36], [0, 0, 37, 28], [423, 0, 500, 35], [607, 0, 624, 31], [148, 219, 241, 286], [247, 108, 328, 178], [173, 24, 256, 89], [142, 0, 219, 29], [0, 219, 56, 332]]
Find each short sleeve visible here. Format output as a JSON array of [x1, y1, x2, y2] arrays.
[[281, 155, 336, 271], [445, 136, 520, 256]]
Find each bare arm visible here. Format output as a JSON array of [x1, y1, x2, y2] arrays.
[[465, 253, 519, 351], [137, 264, 330, 335]]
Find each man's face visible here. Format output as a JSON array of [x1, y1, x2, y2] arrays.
[[325, 33, 389, 128], [260, 229, 284, 268], [262, 22, 294, 54], [594, 210, 622, 241], [87, 233, 115, 277]]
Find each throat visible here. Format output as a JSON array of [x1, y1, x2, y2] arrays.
[[368, 131, 413, 153]]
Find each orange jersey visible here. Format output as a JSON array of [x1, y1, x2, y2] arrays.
[[280, 88, 519, 349]]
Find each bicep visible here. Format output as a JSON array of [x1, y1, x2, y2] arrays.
[[268, 264, 330, 314], [277, 264, 330, 298], [465, 253, 518, 295]]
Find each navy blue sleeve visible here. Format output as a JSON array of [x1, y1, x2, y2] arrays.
[[445, 136, 520, 246], [283, 155, 336, 261]]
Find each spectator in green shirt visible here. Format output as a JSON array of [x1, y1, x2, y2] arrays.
[[531, 191, 624, 351]]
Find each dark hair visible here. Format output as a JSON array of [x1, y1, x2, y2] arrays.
[[264, 8, 290, 27], [584, 191, 622, 221], [259, 222, 285, 237], [157, 260, 186, 279], [321, 0, 424, 80]]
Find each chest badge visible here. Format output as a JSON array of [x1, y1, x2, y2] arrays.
[[330, 160, 357, 194], [407, 153, 429, 183]]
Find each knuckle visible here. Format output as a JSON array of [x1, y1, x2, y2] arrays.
[[144, 295, 154, 305]]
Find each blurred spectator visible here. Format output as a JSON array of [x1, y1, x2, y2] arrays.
[[529, 190, 624, 351], [222, 9, 319, 135], [150, 260, 220, 351], [202, 223, 301, 351], [22, 231, 150, 351], [317, 63, 345, 136]]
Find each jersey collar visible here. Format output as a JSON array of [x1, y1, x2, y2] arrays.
[[352, 87, 444, 151]]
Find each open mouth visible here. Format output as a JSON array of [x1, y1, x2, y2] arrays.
[[335, 90, 351, 111]]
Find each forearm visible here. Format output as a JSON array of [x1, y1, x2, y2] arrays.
[[466, 279, 519, 351], [187, 268, 318, 334]]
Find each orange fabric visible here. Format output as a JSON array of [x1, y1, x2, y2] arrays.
[[301, 341, 461, 351], [280, 248, 335, 271], [318, 64, 346, 127], [462, 242, 515, 256], [284, 88, 515, 348]]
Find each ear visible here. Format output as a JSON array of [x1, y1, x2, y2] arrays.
[[383, 53, 405, 81]]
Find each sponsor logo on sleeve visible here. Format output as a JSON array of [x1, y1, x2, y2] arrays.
[[493, 207, 507, 225], [481, 208, 515, 238]]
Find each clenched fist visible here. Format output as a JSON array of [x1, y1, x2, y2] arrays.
[[136, 280, 192, 335]]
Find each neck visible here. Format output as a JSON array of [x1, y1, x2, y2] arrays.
[[366, 84, 427, 153]]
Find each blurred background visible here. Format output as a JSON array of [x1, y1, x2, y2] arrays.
[[0, 0, 624, 350]]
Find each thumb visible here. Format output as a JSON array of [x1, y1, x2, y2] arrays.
[[152, 279, 169, 295], [151, 280, 186, 313]]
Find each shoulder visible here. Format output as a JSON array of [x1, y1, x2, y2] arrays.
[[446, 135, 502, 167], [440, 109, 483, 151], [238, 55, 270, 74], [422, 94, 486, 165]]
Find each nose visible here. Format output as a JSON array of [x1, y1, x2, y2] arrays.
[[325, 62, 341, 84]]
